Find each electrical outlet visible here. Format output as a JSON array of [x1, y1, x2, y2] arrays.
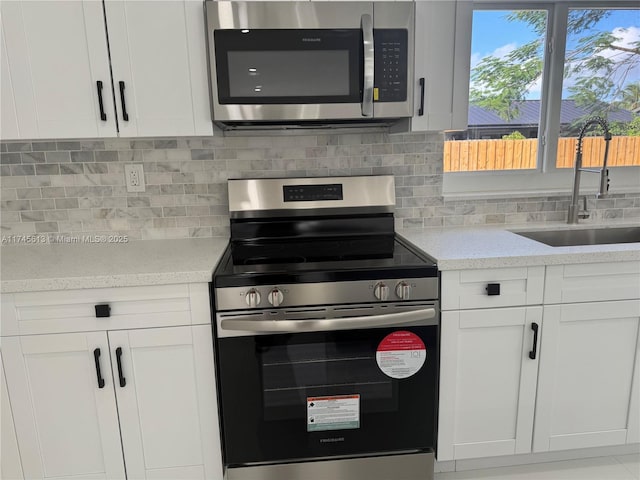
[[124, 164, 145, 193]]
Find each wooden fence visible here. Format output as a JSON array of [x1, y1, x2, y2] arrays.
[[444, 136, 640, 172]]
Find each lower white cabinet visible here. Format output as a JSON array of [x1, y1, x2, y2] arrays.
[[534, 300, 640, 452], [0, 284, 222, 480], [438, 307, 542, 461]]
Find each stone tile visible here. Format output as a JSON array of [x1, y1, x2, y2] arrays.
[[60, 164, 84, 175], [70, 151, 94, 163], [95, 151, 118, 162], [36, 164, 60, 175], [154, 139, 177, 149], [10, 165, 35, 176], [40, 187, 66, 198], [21, 152, 46, 164], [31, 141, 58, 152], [55, 198, 80, 209], [45, 151, 71, 163], [6, 142, 32, 152], [84, 163, 109, 174], [21, 211, 45, 222], [17, 188, 42, 199], [1, 166, 11, 176], [57, 141, 81, 151], [81, 141, 105, 150], [1, 153, 22, 165], [31, 199, 56, 210]]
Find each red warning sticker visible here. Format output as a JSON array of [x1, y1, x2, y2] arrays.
[[376, 331, 426, 379]]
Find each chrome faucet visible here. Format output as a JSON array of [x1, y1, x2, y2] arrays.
[[567, 116, 612, 224]]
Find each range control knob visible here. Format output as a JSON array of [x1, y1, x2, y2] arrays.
[[373, 282, 389, 301], [268, 288, 284, 307], [396, 281, 411, 300], [245, 288, 261, 308]]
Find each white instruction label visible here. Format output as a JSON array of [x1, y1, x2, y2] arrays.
[[307, 394, 360, 432], [376, 330, 426, 379]]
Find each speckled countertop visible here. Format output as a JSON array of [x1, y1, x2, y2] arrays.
[[398, 222, 640, 270], [2, 222, 639, 293], [1, 237, 229, 293]]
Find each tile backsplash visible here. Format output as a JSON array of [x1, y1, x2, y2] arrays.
[[1, 133, 639, 242]]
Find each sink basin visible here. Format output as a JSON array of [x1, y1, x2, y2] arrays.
[[514, 226, 640, 247]]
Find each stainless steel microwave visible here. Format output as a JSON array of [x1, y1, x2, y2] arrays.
[[204, 1, 414, 129]]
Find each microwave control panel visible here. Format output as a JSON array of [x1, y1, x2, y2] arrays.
[[374, 29, 408, 103]]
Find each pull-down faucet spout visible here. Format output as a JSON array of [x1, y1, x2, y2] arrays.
[[567, 116, 612, 224]]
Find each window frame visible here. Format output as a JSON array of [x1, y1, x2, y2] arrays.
[[443, 0, 640, 199]]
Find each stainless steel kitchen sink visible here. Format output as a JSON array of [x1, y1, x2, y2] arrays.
[[514, 226, 640, 247]]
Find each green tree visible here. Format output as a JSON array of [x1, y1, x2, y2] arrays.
[[470, 9, 640, 123]]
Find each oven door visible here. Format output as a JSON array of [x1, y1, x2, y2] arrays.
[[214, 303, 438, 466], [206, 1, 373, 121]]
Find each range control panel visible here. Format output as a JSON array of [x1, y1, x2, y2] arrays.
[[283, 183, 343, 202], [374, 29, 408, 103]]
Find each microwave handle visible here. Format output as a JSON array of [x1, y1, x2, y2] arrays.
[[361, 13, 374, 117], [220, 308, 436, 333]]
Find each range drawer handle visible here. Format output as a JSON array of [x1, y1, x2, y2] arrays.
[[486, 283, 501, 296], [529, 322, 539, 360], [221, 308, 436, 334]]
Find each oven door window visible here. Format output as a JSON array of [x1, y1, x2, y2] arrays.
[[214, 29, 363, 104], [216, 326, 437, 466]]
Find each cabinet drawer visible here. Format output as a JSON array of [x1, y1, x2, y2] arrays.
[[1, 284, 210, 336], [544, 261, 640, 304], [441, 266, 545, 311]]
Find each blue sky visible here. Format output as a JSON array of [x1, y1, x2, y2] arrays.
[[471, 9, 640, 100]]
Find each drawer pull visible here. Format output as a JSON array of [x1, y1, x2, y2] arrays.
[[93, 348, 105, 388], [529, 322, 539, 360], [95, 304, 111, 318], [486, 283, 501, 296], [116, 347, 126, 387]]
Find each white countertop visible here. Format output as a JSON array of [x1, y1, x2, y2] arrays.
[[399, 223, 640, 270], [0, 237, 229, 293], [2, 223, 639, 293]]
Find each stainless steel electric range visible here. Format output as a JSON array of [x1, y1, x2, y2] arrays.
[[211, 175, 439, 480]]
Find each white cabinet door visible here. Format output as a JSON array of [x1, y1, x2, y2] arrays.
[[438, 306, 542, 461], [110, 325, 223, 480], [411, 0, 472, 132], [0, 1, 116, 139], [105, 0, 213, 137], [1, 333, 125, 480], [1, 354, 24, 480], [534, 300, 640, 452]]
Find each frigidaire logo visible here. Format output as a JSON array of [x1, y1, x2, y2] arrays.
[[320, 437, 345, 443], [302, 38, 322, 42]]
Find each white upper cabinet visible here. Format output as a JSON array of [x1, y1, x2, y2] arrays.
[[411, 0, 472, 132], [0, 0, 213, 140], [0, 1, 117, 139], [104, 0, 213, 137]]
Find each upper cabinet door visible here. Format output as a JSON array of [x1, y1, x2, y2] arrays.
[[412, 0, 472, 132], [0, 1, 116, 139], [105, 0, 213, 137]]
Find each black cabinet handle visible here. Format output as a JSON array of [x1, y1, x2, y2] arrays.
[[95, 304, 111, 318], [93, 348, 105, 388], [418, 77, 425, 116], [529, 322, 539, 360], [96, 81, 107, 121], [119, 81, 129, 121], [486, 283, 501, 296], [115, 347, 126, 387]]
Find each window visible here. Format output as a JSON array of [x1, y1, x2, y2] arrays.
[[444, 2, 640, 197]]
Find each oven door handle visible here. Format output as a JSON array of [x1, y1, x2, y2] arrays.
[[220, 308, 436, 333]]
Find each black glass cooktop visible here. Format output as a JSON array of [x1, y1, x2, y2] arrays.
[[213, 235, 437, 288]]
